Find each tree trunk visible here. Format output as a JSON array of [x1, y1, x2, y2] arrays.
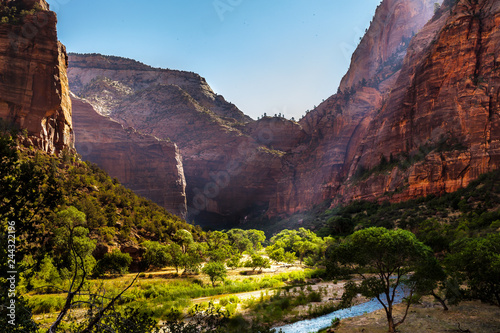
[[387, 313, 396, 333], [431, 291, 449, 311]]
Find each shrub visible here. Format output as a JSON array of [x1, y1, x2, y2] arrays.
[[93, 249, 132, 276]]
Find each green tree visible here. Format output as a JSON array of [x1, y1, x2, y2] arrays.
[[206, 231, 232, 262], [141, 241, 172, 270], [269, 228, 323, 265], [202, 261, 227, 287], [183, 242, 206, 274], [446, 233, 500, 306], [227, 229, 253, 254], [266, 244, 296, 265], [226, 252, 242, 270], [94, 249, 132, 276], [166, 243, 184, 274], [47, 207, 96, 332], [333, 227, 436, 333], [246, 254, 271, 273], [245, 229, 266, 252]]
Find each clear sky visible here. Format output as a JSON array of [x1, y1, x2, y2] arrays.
[[47, 0, 381, 120]]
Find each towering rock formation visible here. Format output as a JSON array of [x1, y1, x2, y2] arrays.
[[0, 0, 72, 153], [72, 95, 187, 217], [341, 0, 500, 202], [273, 0, 439, 214]]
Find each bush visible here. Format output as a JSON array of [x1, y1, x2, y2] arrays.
[[93, 249, 132, 276]]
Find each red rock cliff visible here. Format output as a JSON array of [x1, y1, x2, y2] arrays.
[[0, 0, 72, 153], [68, 55, 292, 225], [341, 0, 500, 203], [273, 0, 438, 215]]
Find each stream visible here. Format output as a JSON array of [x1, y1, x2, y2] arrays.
[[274, 286, 408, 333]]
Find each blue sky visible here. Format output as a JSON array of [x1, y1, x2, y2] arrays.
[[48, 0, 381, 120]]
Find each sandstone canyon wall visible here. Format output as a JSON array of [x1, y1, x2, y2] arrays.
[[68, 55, 301, 225], [273, 0, 439, 214], [68, 0, 500, 225], [0, 0, 72, 153], [72, 95, 187, 217], [340, 0, 500, 203]]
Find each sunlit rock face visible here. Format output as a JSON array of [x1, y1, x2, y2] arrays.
[[72, 95, 187, 218], [273, 0, 439, 214], [336, 0, 500, 205], [0, 0, 72, 153]]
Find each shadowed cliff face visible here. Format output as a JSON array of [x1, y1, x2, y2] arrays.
[[68, 55, 304, 225], [0, 0, 72, 153], [72, 95, 187, 217]]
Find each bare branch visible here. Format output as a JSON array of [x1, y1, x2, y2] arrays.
[[47, 227, 87, 333], [79, 273, 140, 333]]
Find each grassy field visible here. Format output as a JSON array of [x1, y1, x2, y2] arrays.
[[29, 265, 500, 332], [29, 265, 320, 330]]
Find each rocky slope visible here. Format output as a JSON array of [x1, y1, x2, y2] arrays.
[[72, 95, 187, 217], [0, 0, 72, 153]]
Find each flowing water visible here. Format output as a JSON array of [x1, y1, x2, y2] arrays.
[[274, 287, 408, 333]]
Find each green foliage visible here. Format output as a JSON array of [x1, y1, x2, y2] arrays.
[[331, 227, 437, 332], [0, 1, 44, 25], [162, 302, 282, 333], [446, 233, 500, 306], [227, 229, 266, 253], [244, 254, 271, 272], [52, 207, 97, 276], [353, 135, 468, 182], [94, 249, 132, 276], [0, 295, 39, 332], [226, 252, 242, 269], [206, 230, 232, 262], [141, 241, 172, 270], [71, 306, 158, 333], [202, 261, 227, 287], [269, 228, 324, 264]]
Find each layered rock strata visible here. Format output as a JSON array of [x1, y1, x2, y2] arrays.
[[0, 0, 72, 153], [72, 95, 187, 217]]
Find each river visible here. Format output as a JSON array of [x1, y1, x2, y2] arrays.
[[274, 286, 408, 333]]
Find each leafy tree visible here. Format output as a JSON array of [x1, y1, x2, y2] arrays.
[[206, 231, 232, 262], [409, 255, 459, 310], [226, 252, 242, 270], [166, 243, 184, 274], [202, 261, 227, 287], [141, 241, 172, 270], [446, 233, 500, 306], [269, 228, 323, 265], [71, 306, 158, 333], [245, 254, 271, 273], [94, 249, 132, 276], [245, 229, 266, 252], [266, 244, 296, 265], [183, 242, 206, 274], [227, 229, 253, 254], [332, 227, 437, 333], [52, 207, 97, 280]]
